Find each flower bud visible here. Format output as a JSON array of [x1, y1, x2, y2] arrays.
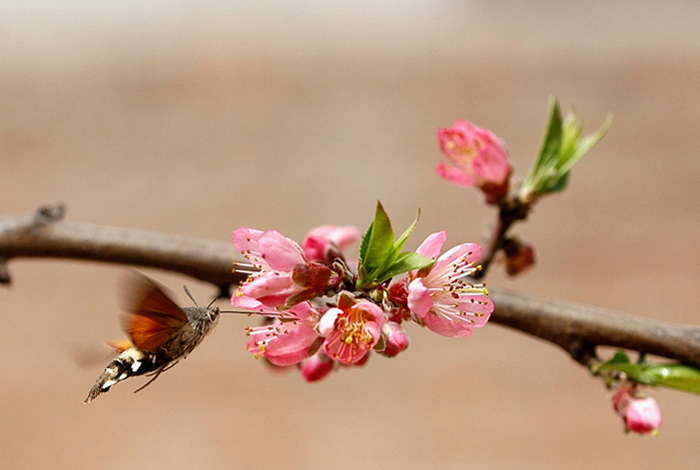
[[302, 225, 360, 264], [380, 321, 410, 357], [388, 278, 409, 307], [300, 351, 334, 382], [612, 386, 662, 435], [502, 238, 535, 276]]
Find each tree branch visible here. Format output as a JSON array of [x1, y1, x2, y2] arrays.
[[490, 289, 700, 367], [0, 204, 248, 289], [2, 205, 699, 367]]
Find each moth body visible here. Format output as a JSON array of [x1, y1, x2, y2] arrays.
[[84, 275, 219, 404]]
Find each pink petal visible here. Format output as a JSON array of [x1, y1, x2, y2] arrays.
[[415, 231, 447, 259], [232, 227, 263, 251], [232, 227, 269, 268], [453, 296, 494, 327], [354, 300, 385, 326], [422, 294, 492, 336], [306, 225, 360, 251], [435, 162, 476, 187], [231, 293, 265, 310], [301, 235, 329, 263], [324, 342, 366, 365], [407, 278, 433, 318], [433, 242, 481, 270], [425, 243, 481, 280], [437, 134, 456, 161], [437, 123, 473, 162], [422, 312, 474, 337], [258, 230, 306, 271], [287, 301, 316, 321], [363, 322, 382, 347], [263, 324, 319, 366], [473, 147, 510, 185], [318, 308, 341, 337], [238, 272, 300, 308], [626, 397, 662, 433]]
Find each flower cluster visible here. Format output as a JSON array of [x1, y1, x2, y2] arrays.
[[232, 205, 493, 382]]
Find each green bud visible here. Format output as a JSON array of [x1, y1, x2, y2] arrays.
[[356, 201, 434, 291], [520, 97, 612, 203]]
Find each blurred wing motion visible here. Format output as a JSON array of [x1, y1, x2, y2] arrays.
[[121, 276, 188, 352], [84, 273, 220, 404]]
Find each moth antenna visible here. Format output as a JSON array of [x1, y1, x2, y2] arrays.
[[207, 298, 217, 309], [183, 285, 199, 306]]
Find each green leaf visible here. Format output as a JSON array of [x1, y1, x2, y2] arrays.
[[521, 99, 612, 201], [358, 221, 372, 262], [356, 263, 369, 288], [545, 112, 612, 194], [557, 113, 582, 169], [644, 364, 700, 396], [357, 201, 401, 289], [356, 202, 430, 290], [384, 209, 421, 271], [522, 97, 564, 197], [379, 252, 434, 282], [393, 209, 421, 256], [529, 97, 563, 178], [357, 202, 395, 289], [558, 113, 613, 175], [598, 360, 700, 396], [606, 351, 632, 365], [546, 170, 569, 193], [364, 201, 395, 267]]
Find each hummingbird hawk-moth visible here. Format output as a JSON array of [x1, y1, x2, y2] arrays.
[[84, 274, 220, 404]]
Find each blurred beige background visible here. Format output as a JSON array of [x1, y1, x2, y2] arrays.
[[1, 1, 699, 468]]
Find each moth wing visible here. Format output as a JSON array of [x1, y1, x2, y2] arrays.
[[106, 338, 134, 352], [120, 274, 188, 353]]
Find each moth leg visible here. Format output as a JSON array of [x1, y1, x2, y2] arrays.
[[132, 366, 166, 393]]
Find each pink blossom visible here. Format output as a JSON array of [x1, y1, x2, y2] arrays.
[[232, 227, 342, 309], [300, 350, 335, 382], [613, 386, 662, 435], [302, 225, 360, 264], [245, 302, 321, 367], [319, 294, 385, 364], [407, 231, 493, 337], [436, 120, 511, 201], [232, 228, 305, 309]]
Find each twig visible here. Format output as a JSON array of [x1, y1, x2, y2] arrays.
[[2, 205, 699, 367], [472, 200, 530, 279]]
